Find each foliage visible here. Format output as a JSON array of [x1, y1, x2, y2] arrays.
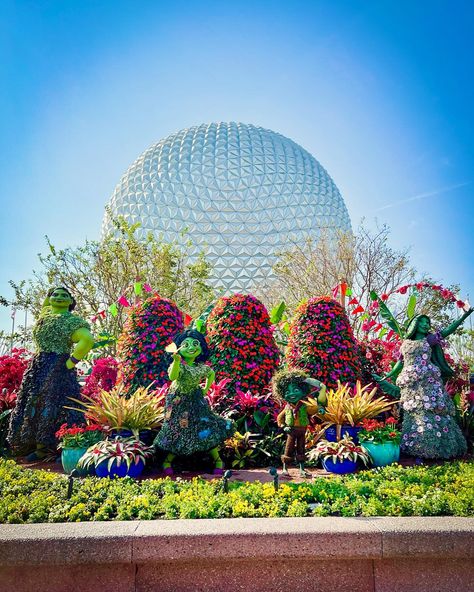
[[308, 381, 396, 433], [358, 418, 401, 445], [67, 383, 165, 436], [82, 357, 118, 398], [117, 295, 183, 391], [78, 437, 154, 472], [3, 216, 213, 352], [286, 297, 361, 389], [0, 459, 473, 521], [0, 348, 31, 399], [207, 294, 280, 396], [453, 391, 474, 451], [55, 424, 105, 449], [308, 435, 371, 465]]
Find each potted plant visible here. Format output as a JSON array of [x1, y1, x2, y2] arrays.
[[55, 423, 104, 475], [308, 434, 371, 474], [358, 417, 401, 467], [78, 437, 154, 478], [308, 381, 395, 442], [67, 383, 165, 442]]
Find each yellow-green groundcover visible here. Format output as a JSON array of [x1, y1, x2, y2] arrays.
[[0, 459, 472, 523]]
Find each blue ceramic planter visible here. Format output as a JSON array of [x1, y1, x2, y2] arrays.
[[362, 442, 400, 467], [95, 460, 129, 478], [325, 425, 361, 444], [94, 458, 145, 478], [322, 458, 358, 474]]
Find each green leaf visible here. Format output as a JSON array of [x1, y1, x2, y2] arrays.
[[407, 294, 417, 320], [270, 301, 286, 324], [370, 291, 402, 336]]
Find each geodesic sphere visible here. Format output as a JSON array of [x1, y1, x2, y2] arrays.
[[102, 122, 351, 292]]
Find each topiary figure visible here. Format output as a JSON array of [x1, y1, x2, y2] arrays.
[[286, 296, 361, 389], [207, 294, 280, 397], [117, 294, 184, 391]]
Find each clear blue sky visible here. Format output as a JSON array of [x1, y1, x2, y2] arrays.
[[1, 0, 473, 331]]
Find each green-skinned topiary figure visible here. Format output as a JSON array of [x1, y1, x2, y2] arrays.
[[286, 296, 361, 390], [206, 294, 280, 397], [117, 294, 184, 391]]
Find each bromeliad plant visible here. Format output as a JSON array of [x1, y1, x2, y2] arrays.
[[78, 437, 153, 472], [55, 423, 104, 449], [67, 383, 165, 436], [308, 381, 396, 438], [308, 434, 371, 466], [358, 418, 401, 445]]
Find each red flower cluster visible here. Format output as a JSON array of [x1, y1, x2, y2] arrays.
[[55, 423, 104, 448], [117, 294, 184, 391], [286, 297, 361, 389], [359, 417, 400, 444], [207, 294, 280, 396], [0, 348, 32, 404], [82, 356, 118, 399]]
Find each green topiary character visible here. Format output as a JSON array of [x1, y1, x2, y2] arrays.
[[273, 368, 327, 477], [286, 296, 361, 390]]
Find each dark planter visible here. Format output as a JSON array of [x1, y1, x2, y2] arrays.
[[322, 458, 358, 474], [325, 425, 361, 443]]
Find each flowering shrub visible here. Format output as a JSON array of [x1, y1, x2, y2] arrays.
[[207, 294, 280, 396], [0, 348, 32, 402], [1, 459, 473, 520], [358, 418, 401, 445], [445, 359, 470, 398], [205, 377, 232, 411], [55, 424, 104, 449], [82, 357, 118, 398], [117, 295, 184, 391], [286, 297, 361, 389]]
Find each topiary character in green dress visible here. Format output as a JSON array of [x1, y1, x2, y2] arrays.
[[8, 287, 94, 458], [154, 330, 234, 475]]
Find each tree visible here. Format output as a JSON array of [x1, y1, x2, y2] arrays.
[[3, 216, 214, 353], [269, 222, 415, 315]]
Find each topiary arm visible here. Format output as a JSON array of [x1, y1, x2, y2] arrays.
[[440, 308, 473, 338], [168, 352, 181, 381], [66, 328, 95, 369]]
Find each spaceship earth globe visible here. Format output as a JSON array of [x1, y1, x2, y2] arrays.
[[102, 122, 351, 292]]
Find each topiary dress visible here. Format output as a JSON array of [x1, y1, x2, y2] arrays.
[[154, 362, 234, 456], [397, 337, 467, 459], [8, 310, 89, 453]]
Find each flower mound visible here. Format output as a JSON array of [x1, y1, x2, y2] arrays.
[[286, 297, 361, 389], [117, 295, 184, 391], [207, 294, 280, 396]]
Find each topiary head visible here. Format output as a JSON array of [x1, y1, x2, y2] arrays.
[[174, 329, 210, 363], [47, 286, 76, 311], [272, 368, 312, 404], [405, 314, 431, 339]]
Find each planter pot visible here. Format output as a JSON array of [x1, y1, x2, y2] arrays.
[[127, 458, 145, 478], [61, 447, 88, 475], [95, 460, 129, 479], [94, 458, 145, 478], [362, 441, 400, 467], [322, 458, 358, 474], [110, 428, 134, 439], [325, 425, 361, 443]]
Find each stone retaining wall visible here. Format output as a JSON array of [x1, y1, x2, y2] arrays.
[[0, 517, 473, 592]]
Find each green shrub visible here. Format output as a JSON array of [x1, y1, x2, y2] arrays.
[[0, 459, 472, 523]]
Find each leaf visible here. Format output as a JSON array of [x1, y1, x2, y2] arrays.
[[370, 291, 402, 336], [406, 294, 417, 320], [270, 301, 286, 324]]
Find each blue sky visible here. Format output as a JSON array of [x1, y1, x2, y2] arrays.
[[1, 0, 473, 331]]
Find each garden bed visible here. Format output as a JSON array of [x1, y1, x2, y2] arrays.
[[0, 458, 472, 523]]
